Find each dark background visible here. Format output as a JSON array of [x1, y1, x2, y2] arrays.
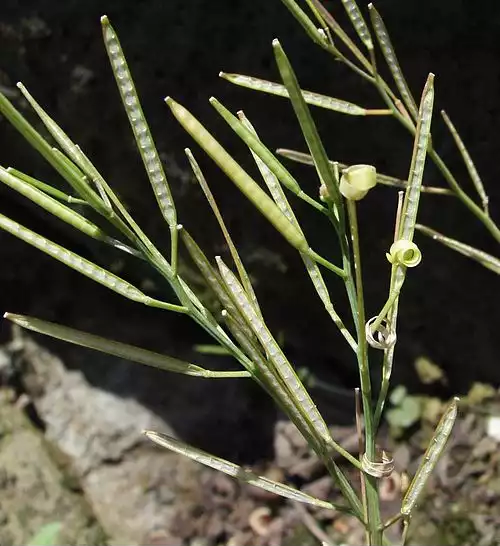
[[0, 0, 499, 461]]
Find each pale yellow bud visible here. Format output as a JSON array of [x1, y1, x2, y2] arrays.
[[339, 164, 377, 201]]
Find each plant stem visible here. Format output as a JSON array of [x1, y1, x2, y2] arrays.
[[346, 200, 383, 545]]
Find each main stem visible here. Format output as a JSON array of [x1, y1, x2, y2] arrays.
[[346, 200, 383, 545]]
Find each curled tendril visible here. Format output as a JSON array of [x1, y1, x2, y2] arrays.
[[365, 316, 396, 350], [339, 164, 377, 201], [386, 239, 422, 267], [362, 447, 395, 478]]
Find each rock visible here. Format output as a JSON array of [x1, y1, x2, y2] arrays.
[[13, 332, 205, 545], [0, 388, 106, 545]]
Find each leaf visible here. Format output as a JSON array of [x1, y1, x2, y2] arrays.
[[27, 522, 62, 546], [401, 397, 459, 515], [145, 430, 340, 509], [414, 356, 446, 385], [415, 224, 500, 275], [368, 4, 418, 120], [5, 313, 249, 378], [220, 72, 367, 115], [386, 397, 421, 429]]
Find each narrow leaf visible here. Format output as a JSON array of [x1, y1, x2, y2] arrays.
[[5, 313, 249, 378], [185, 149, 260, 313], [273, 40, 341, 209], [441, 110, 488, 212], [165, 97, 309, 252], [399, 74, 434, 241], [402, 397, 459, 515], [220, 72, 367, 116], [341, 0, 373, 50], [101, 16, 177, 230], [145, 430, 338, 509], [368, 4, 418, 120], [0, 166, 106, 241], [209, 97, 325, 214], [276, 148, 452, 195], [0, 212, 150, 304], [415, 224, 500, 275], [7, 168, 87, 205]]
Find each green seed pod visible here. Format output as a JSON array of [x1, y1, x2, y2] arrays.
[[339, 164, 377, 200], [386, 239, 422, 267]]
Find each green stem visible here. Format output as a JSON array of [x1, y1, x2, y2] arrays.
[[346, 200, 383, 545], [306, 248, 347, 278]]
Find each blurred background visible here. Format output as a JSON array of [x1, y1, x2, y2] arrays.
[[0, 0, 499, 544]]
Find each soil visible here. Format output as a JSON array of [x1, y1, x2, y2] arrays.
[[1, 331, 499, 546]]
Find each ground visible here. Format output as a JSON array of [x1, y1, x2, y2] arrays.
[[0, 329, 498, 546]]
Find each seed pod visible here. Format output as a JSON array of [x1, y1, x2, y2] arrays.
[[339, 164, 377, 200], [165, 97, 309, 253], [386, 240, 422, 267]]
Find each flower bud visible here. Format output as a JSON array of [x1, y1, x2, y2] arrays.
[[340, 164, 377, 201], [386, 240, 422, 267]]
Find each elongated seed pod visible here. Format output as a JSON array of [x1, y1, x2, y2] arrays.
[[216, 257, 332, 444], [402, 398, 459, 515], [7, 167, 86, 204], [239, 112, 356, 351], [0, 212, 149, 304], [222, 309, 321, 442], [220, 73, 367, 115], [165, 97, 308, 252], [211, 100, 325, 215], [180, 229, 256, 341], [4, 313, 247, 378], [101, 16, 177, 229], [0, 167, 105, 241], [273, 40, 341, 210], [341, 0, 373, 50], [415, 224, 500, 274], [145, 430, 339, 509], [400, 74, 434, 241], [441, 110, 488, 212], [0, 88, 104, 211], [185, 149, 261, 315], [277, 0, 328, 48], [368, 5, 418, 120]]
